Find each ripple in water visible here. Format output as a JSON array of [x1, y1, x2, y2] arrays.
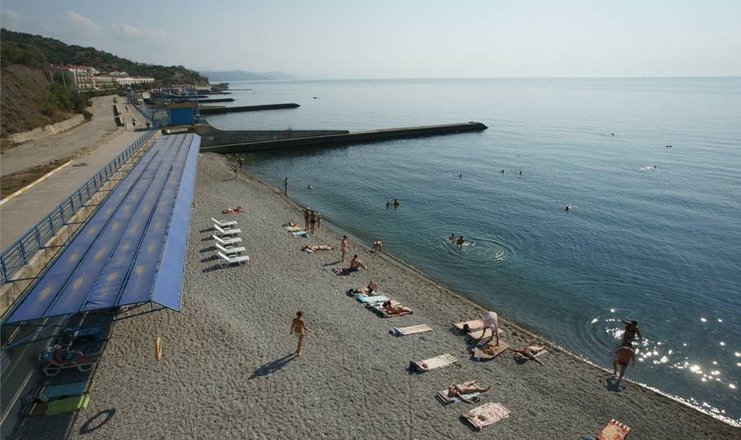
[[441, 236, 513, 265]]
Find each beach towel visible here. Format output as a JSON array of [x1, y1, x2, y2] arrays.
[[453, 319, 485, 333], [368, 301, 413, 318], [461, 402, 510, 430], [284, 225, 302, 232], [471, 342, 511, 361], [389, 324, 432, 336], [410, 353, 457, 373], [292, 230, 309, 238], [436, 389, 481, 405], [597, 419, 631, 440], [356, 294, 388, 304]]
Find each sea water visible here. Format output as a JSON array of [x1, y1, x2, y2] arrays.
[[207, 77, 741, 423]]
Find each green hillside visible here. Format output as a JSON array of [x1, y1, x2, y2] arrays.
[[1, 28, 208, 84]]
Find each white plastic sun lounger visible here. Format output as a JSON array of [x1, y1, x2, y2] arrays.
[[211, 217, 238, 227], [389, 324, 432, 336], [212, 235, 242, 246], [213, 224, 241, 235], [217, 252, 250, 267], [214, 242, 246, 255]]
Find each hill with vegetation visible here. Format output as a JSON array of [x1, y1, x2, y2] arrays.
[[0, 28, 208, 138], [1, 29, 208, 84]]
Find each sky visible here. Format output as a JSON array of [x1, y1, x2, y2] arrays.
[[1, 0, 740, 79]]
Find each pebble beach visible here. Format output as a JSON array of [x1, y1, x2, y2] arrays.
[[12, 152, 739, 439]]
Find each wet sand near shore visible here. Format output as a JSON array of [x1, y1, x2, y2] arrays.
[[12, 152, 738, 439]]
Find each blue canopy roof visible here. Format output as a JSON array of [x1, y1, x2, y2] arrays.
[[2, 133, 200, 324]]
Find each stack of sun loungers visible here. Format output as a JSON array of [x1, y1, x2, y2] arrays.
[[211, 218, 249, 267]]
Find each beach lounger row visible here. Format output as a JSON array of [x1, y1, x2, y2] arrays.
[[210, 218, 249, 267]]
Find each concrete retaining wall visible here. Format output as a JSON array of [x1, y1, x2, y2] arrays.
[[8, 114, 86, 145]]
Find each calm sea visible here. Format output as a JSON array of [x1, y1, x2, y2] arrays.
[[207, 77, 741, 424]]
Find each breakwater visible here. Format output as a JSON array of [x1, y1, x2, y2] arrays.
[[198, 122, 487, 153], [199, 103, 300, 115]]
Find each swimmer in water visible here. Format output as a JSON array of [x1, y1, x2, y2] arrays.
[[501, 169, 505, 174], [449, 233, 456, 241], [565, 205, 570, 212], [456, 236, 465, 247], [393, 198, 400, 207]]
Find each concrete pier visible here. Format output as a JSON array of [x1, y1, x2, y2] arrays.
[[199, 103, 300, 115], [198, 122, 487, 153]]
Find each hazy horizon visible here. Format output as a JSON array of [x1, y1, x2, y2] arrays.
[[2, 0, 740, 79]]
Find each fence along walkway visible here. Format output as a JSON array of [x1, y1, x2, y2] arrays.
[[0, 130, 158, 315]]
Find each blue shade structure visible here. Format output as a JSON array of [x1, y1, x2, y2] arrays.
[[2, 134, 200, 324]]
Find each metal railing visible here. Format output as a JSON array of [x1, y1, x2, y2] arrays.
[[0, 130, 156, 284]]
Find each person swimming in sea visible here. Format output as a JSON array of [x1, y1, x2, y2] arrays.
[[456, 236, 465, 247]]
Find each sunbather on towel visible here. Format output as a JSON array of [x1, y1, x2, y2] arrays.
[[448, 380, 490, 403], [381, 300, 412, 316], [223, 206, 245, 214], [513, 343, 546, 365], [302, 244, 334, 253]]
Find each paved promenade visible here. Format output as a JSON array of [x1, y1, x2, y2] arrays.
[[0, 99, 150, 248]]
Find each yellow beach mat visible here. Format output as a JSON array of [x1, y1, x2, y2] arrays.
[[471, 342, 511, 361], [389, 324, 432, 336]]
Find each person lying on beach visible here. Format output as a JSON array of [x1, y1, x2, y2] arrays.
[[223, 206, 244, 214], [381, 300, 412, 316], [513, 343, 546, 365], [448, 380, 490, 403], [302, 244, 334, 253]]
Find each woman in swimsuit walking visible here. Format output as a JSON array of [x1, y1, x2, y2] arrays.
[[290, 311, 309, 356]]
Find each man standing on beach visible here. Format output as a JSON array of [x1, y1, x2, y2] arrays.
[[612, 341, 636, 381], [283, 177, 289, 195], [340, 235, 349, 262]]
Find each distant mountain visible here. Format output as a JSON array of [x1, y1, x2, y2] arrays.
[[1, 29, 208, 85], [199, 69, 294, 81]]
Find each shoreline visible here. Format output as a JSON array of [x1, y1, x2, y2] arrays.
[[13, 152, 738, 439], [238, 156, 741, 430]]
